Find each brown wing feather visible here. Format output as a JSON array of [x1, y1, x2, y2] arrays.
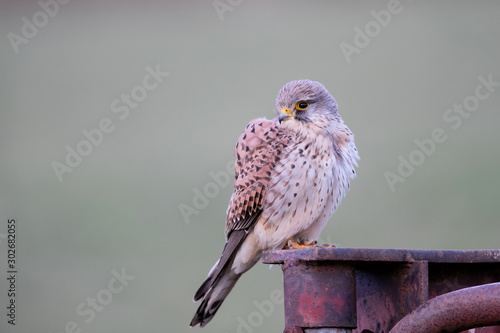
[[192, 118, 291, 306], [226, 118, 291, 234]]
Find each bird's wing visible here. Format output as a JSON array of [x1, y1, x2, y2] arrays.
[[226, 117, 291, 233], [193, 118, 291, 302]]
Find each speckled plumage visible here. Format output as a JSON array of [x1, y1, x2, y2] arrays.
[[191, 80, 359, 327]]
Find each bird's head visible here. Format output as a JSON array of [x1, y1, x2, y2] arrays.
[[275, 80, 339, 131]]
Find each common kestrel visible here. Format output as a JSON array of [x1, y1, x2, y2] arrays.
[[190, 80, 359, 327]]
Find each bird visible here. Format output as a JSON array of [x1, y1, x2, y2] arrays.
[[190, 79, 359, 327]]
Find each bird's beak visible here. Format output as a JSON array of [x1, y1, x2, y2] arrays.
[[278, 107, 293, 123]]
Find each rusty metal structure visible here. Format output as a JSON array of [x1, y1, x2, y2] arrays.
[[262, 247, 500, 333]]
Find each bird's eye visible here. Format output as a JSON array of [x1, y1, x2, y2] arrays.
[[296, 101, 309, 111]]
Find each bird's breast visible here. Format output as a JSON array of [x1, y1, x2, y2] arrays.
[[256, 135, 345, 248]]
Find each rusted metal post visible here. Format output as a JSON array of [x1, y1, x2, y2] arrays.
[[262, 248, 500, 333], [282, 260, 356, 332]]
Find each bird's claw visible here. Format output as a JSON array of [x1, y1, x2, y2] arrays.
[[283, 238, 336, 249], [284, 238, 318, 249]]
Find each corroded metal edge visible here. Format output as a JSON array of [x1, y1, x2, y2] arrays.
[[262, 247, 500, 264]]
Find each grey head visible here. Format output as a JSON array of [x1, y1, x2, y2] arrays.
[[275, 79, 338, 125]]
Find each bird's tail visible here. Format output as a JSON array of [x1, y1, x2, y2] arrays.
[[190, 268, 241, 327], [190, 229, 251, 327]]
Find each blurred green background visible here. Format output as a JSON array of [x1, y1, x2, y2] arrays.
[[1, 1, 499, 332]]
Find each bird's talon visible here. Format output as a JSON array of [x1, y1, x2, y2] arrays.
[[284, 238, 319, 249]]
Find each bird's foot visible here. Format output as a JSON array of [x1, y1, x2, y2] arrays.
[[284, 238, 318, 249], [283, 238, 337, 249]]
